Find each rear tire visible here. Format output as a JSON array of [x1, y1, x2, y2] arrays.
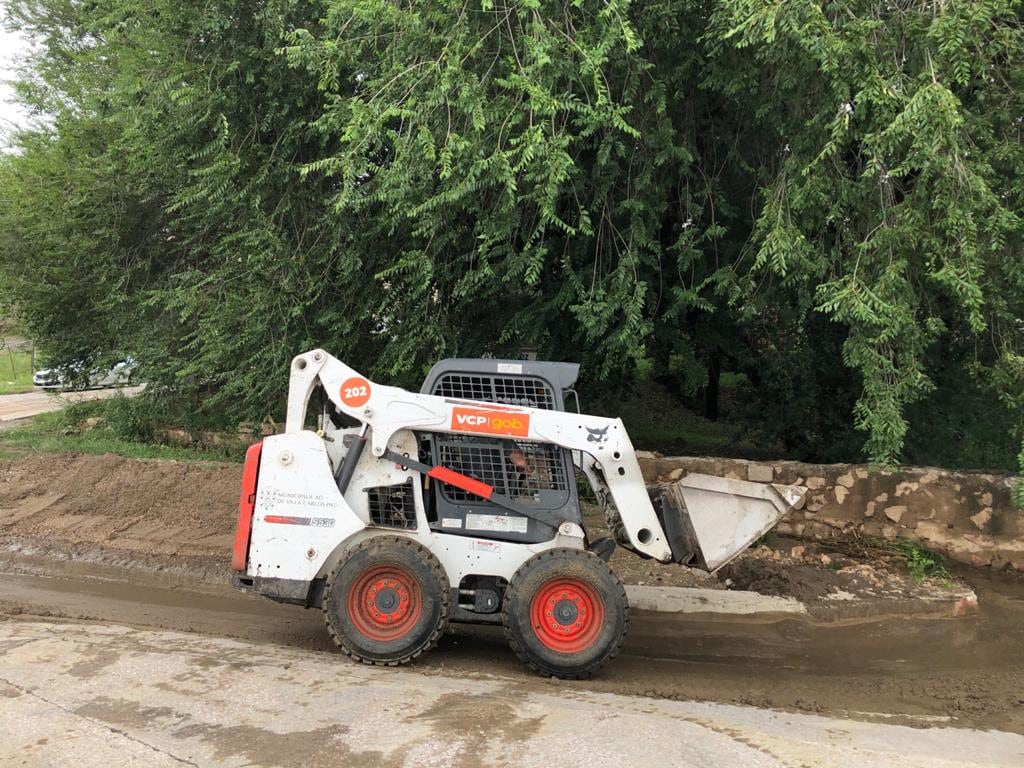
[[502, 548, 628, 679], [323, 535, 449, 665]]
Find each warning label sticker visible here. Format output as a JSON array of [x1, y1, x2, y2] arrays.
[[471, 540, 502, 553], [466, 513, 528, 534]]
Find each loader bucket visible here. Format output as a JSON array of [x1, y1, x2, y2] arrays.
[[650, 473, 806, 572]]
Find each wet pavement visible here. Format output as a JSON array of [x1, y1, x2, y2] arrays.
[[1, 551, 1023, 735], [2, 619, 1023, 768]]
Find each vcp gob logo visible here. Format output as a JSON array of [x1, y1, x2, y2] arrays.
[[451, 407, 530, 437]]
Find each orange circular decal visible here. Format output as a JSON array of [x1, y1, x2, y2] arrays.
[[340, 377, 371, 407]]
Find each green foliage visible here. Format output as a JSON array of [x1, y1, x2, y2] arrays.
[[100, 390, 241, 445], [0, 0, 1021, 469], [55, 399, 107, 434], [586, 378, 766, 457], [103, 393, 156, 443], [706, 0, 1024, 466], [277, 0, 704, 380], [1000, 353, 1024, 506], [892, 539, 950, 584]]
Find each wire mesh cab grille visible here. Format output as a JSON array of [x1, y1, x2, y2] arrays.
[[419, 358, 582, 540], [433, 373, 556, 410], [366, 479, 417, 529], [437, 435, 569, 509]]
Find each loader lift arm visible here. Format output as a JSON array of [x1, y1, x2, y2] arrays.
[[285, 349, 673, 561]]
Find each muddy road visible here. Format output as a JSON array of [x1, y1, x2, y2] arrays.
[[2, 548, 1022, 736]]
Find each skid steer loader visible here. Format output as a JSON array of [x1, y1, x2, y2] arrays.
[[232, 350, 804, 678]]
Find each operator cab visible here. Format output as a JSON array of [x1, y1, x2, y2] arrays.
[[417, 358, 583, 545]]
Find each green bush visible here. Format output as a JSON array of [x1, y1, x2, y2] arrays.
[[103, 393, 156, 442], [56, 399, 106, 433], [892, 540, 950, 583]]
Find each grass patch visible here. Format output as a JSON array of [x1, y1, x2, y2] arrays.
[[0, 350, 35, 395], [0, 401, 242, 463]]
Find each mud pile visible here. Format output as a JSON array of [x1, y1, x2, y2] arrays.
[[715, 540, 979, 620], [0, 453, 241, 557], [0, 452, 972, 614]]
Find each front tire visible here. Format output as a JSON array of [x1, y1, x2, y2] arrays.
[[323, 535, 449, 665], [502, 548, 628, 679]]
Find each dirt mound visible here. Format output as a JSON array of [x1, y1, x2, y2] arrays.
[[0, 453, 241, 557], [720, 545, 849, 601], [0, 452, 975, 615], [718, 538, 974, 615]]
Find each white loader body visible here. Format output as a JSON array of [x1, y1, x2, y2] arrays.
[[236, 349, 801, 592], [232, 349, 803, 676]]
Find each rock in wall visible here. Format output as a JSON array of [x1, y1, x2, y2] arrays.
[[637, 453, 1024, 572]]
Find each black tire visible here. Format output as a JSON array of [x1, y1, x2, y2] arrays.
[[323, 535, 449, 666], [502, 548, 628, 679]]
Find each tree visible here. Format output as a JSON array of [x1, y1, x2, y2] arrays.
[[705, 0, 1024, 464], [0, 0, 1020, 469]]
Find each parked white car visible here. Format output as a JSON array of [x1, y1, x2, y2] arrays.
[[33, 358, 136, 390]]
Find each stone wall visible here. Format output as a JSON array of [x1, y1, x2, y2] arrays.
[[636, 452, 1024, 572]]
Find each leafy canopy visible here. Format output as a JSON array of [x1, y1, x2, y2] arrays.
[[0, 0, 1021, 470]]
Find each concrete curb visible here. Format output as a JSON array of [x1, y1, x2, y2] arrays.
[[624, 584, 979, 622], [625, 585, 807, 615], [803, 588, 979, 622]]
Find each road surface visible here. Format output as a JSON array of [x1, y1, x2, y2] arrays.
[[0, 385, 145, 422], [1, 546, 1023, 734], [2, 619, 1022, 768]]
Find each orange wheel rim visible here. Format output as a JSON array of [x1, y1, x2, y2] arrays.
[[529, 577, 604, 653], [347, 563, 422, 642]]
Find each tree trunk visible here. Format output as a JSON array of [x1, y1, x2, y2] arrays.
[[704, 352, 721, 421]]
